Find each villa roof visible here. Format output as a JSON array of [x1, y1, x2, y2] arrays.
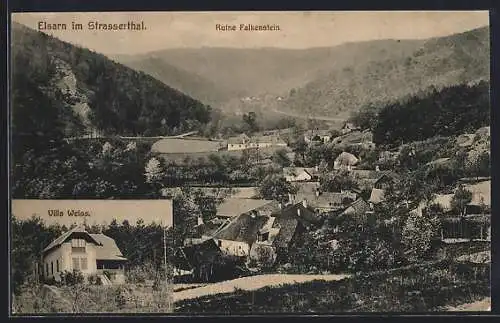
[[90, 234, 127, 261], [42, 226, 102, 255]]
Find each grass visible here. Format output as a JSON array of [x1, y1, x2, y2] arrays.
[[174, 260, 490, 314], [12, 282, 174, 314]]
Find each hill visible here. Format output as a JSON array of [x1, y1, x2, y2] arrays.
[[115, 26, 488, 120], [281, 26, 490, 118], [114, 39, 425, 112], [11, 22, 212, 144]]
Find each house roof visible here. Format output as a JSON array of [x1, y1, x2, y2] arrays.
[[293, 191, 356, 210], [296, 182, 321, 194], [274, 202, 322, 226], [369, 188, 385, 204], [42, 226, 102, 255], [465, 180, 491, 206], [214, 213, 269, 244], [90, 234, 127, 261], [227, 134, 251, 145], [216, 198, 278, 218], [193, 221, 227, 238], [335, 152, 359, 166], [456, 134, 475, 147], [340, 198, 371, 217], [283, 167, 315, 178], [272, 216, 300, 248]]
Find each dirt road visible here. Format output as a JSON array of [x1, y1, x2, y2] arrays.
[[445, 298, 491, 311], [173, 274, 349, 302]]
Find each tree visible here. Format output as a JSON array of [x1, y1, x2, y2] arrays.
[[258, 175, 298, 203], [349, 105, 379, 131], [272, 149, 291, 167], [144, 157, 164, 185], [401, 209, 441, 262], [320, 171, 357, 193], [451, 185, 473, 217], [242, 112, 259, 134]]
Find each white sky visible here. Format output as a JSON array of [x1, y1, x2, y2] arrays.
[[12, 11, 489, 55]]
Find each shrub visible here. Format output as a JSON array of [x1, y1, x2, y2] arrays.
[[59, 270, 85, 286], [87, 274, 102, 286]]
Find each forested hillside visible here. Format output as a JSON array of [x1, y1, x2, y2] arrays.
[[122, 56, 230, 106], [281, 26, 489, 118], [349, 81, 490, 147], [116, 39, 425, 111], [11, 22, 212, 144]]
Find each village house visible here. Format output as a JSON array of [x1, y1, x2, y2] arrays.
[[227, 133, 287, 151], [251, 202, 322, 263], [283, 166, 319, 182], [326, 198, 372, 232], [289, 188, 358, 215], [41, 226, 127, 284], [304, 129, 332, 144], [213, 201, 321, 264], [332, 129, 374, 148], [409, 180, 491, 242], [340, 122, 360, 135]]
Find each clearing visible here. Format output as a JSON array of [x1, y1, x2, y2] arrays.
[[173, 273, 349, 302]]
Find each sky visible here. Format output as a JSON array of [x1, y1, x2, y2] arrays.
[[12, 11, 489, 55]]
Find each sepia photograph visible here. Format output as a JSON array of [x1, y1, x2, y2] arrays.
[[9, 11, 491, 314]]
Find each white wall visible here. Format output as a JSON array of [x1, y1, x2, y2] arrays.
[[215, 239, 250, 257], [43, 240, 98, 280], [285, 171, 312, 182]]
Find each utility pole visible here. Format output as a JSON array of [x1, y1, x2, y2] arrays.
[[163, 221, 167, 281]]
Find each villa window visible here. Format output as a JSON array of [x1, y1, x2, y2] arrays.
[[51, 261, 54, 275], [80, 257, 88, 270], [72, 257, 80, 271], [56, 259, 60, 272], [72, 238, 86, 252], [46, 263, 49, 276]]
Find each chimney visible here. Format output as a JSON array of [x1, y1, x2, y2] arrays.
[[375, 165, 380, 172], [278, 202, 282, 209], [315, 165, 319, 171], [197, 216, 204, 226], [297, 208, 301, 216], [315, 189, 320, 197], [288, 193, 294, 203], [302, 199, 308, 208]]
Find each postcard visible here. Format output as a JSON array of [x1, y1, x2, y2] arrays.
[[9, 11, 491, 314]]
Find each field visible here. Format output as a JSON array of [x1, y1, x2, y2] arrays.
[[174, 260, 490, 314], [12, 283, 173, 314]]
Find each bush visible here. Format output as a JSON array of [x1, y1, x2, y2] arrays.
[[87, 274, 102, 286], [59, 270, 85, 286]]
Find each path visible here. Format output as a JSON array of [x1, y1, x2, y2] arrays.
[[444, 297, 491, 311], [173, 274, 349, 302], [271, 108, 346, 122]]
